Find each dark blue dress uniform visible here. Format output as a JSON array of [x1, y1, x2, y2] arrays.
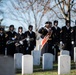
[[15, 33, 25, 54], [60, 25, 72, 58], [52, 27, 61, 44], [38, 27, 54, 56], [52, 26, 61, 60], [0, 28, 6, 55], [41, 33, 54, 56], [24, 31, 36, 54], [6, 31, 17, 57]]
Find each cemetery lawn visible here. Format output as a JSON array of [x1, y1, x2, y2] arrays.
[[16, 61, 76, 75]]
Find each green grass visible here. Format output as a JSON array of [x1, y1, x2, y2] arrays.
[[16, 61, 76, 75]]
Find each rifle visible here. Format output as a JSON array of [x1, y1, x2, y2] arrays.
[[6, 40, 15, 45], [15, 37, 34, 47], [15, 38, 26, 47], [6, 35, 17, 45]]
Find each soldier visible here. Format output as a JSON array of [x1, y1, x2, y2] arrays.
[[52, 20, 61, 60], [60, 20, 73, 57], [24, 25, 36, 54], [0, 27, 6, 55], [39, 21, 54, 56], [15, 27, 25, 54], [6, 25, 17, 57]]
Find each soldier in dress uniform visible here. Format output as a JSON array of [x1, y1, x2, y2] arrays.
[[6, 25, 17, 57], [24, 25, 36, 54], [60, 20, 73, 57], [52, 20, 61, 60], [0, 27, 6, 55], [38, 21, 54, 56], [15, 27, 25, 54]]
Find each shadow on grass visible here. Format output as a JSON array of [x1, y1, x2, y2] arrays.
[[16, 61, 58, 74], [71, 60, 76, 70], [33, 61, 58, 72], [16, 60, 76, 74]]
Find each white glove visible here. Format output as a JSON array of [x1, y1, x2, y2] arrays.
[[52, 46, 54, 49], [71, 41, 74, 44], [12, 38, 15, 40], [60, 41, 63, 45], [26, 37, 30, 41], [26, 47, 28, 50], [19, 41, 23, 45]]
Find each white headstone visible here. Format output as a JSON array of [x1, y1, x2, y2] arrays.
[[36, 39, 42, 50], [58, 55, 71, 75], [42, 53, 53, 70], [74, 47, 76, 62], [22, 55, 33, 75], [31, 50, 41, 65], [60, 50, 69, 55], [0, 56, 15, 75], [14, 53, 23, 69], [38, 45, 42, 50]]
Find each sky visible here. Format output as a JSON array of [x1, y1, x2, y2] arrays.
[[0, 0, 76, 32]]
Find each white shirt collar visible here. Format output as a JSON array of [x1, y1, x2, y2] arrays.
[[54, 26, 58, 30], [19, 32, 22, 35], [66, 26, 69, 29], [29, 30, 32, 34]]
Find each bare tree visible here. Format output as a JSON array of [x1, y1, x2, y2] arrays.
[[1, 0, 76, 31], [0, 0, 62, 31], [53, 0, 76, 24]]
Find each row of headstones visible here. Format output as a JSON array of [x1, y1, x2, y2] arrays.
[[15, 48, 76, 75], [0, 50, 41, 75], [14, 50, 41, 70], [0, 53, 53, 75], [0, 52, 70, 75], [15, 50, 70, 75], [0, 47, 76, 75]]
